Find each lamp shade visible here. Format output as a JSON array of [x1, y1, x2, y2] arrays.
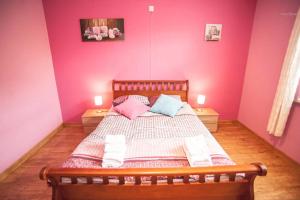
[[94, 96, 103, 106], [197, 95, 206, 105]]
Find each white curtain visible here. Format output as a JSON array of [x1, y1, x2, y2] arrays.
[[267, 8, 300, 137]]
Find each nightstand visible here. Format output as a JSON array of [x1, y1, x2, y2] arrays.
[[81, 109, 109, 134], [193, 108, 219, 132]]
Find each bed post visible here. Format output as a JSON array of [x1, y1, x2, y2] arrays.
[[40, 167, 63, 200], [249, 163, 267, 200]]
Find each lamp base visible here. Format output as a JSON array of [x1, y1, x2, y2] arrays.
[[197, 108, 204, 112]]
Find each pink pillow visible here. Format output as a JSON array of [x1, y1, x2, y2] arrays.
[[114, 97, 150, 120]]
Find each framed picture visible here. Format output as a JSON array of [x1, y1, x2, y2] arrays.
[[205, 24, 222, 41], [80, 18, 124, 42]]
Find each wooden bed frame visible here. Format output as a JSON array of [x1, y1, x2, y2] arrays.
[[112, 80, 189, 101], [40, 80, 267, 200]]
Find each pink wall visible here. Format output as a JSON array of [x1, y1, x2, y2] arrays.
[[0, 0, 62, 173], [43, 0, 256, 122], [238, 0, 300, 164]]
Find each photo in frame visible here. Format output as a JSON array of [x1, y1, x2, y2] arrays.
[[205, 24, 222, 41], [80, 18, 124, 42]]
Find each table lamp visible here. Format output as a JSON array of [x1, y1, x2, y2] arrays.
[[197, 95, 206, 112], [94, 96, 103, 113]]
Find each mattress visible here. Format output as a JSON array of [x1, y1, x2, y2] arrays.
[[63, 103, 234, 169]]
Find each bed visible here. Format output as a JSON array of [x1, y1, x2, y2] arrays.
[[40, 80, 267, 200]]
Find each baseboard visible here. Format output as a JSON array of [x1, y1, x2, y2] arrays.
[[236, 120, 300, 166], [218, 120, 237, 124], [0, 123, 64, 182], [63, 123, 83, 127]]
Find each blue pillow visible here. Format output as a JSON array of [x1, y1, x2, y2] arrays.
[[150, 94, 183, 117]]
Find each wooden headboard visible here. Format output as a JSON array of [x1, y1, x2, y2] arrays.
[[112, 80, 189, 101]]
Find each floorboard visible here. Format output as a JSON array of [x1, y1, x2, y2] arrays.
[[0, 122, 299, 200]]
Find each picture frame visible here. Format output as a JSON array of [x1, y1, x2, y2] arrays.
[[80, 18, 124, 42], [205, 24, 222, 41]]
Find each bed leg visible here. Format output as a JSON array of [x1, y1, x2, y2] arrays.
[[52, 187, 63, 200], [247, 163, 267, 200], [47, 177, 63, 200], [248, 175, 256, 200], [40, 167, 63, 200]]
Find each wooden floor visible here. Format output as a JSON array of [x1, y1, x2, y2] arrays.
[[0, 122, 299, 200]]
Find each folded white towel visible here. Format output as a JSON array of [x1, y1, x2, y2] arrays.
[[102, 135, 126, 168], [184, 135, 207, 155], [102, 152, 125, 168], [105, 135, 126, 144], [104, 143, 126, 154], [183, 145, 212, 167], [183, 135, 212, 167]]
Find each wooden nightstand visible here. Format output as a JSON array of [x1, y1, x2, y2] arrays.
[[81, 109, 109, 134], [193, 108, 219, 132]]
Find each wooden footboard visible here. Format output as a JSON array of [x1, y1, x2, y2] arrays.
[[40, 163, 266, 200]]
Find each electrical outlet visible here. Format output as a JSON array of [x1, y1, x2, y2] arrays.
[[148, 5, 154, 12]]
